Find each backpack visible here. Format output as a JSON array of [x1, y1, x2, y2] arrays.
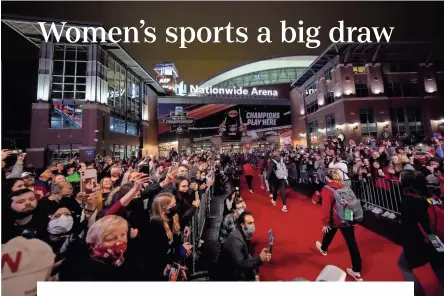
[[272, 159, 288, 180], [325, 185, 363, 224]]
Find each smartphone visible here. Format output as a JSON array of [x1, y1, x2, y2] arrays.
[[168, 263, 181, 281], [81, 169, 98, 194]]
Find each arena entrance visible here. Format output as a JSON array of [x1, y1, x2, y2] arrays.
[[158, 96, 292, 153]]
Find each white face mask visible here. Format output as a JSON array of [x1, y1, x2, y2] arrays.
[[236, 208, 244, 215], [48, 215, 74, 235]]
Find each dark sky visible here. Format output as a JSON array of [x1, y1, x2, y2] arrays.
[[2, 1, 444, 84]]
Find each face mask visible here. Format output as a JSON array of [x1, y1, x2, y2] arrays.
[[166, 204, 179, 218], [236, 208, 244, 215], [89, 241, 127, 266], [243, 225, 255, 239], [48, 215, 74, 235]]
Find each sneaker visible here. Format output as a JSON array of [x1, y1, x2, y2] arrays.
[[315, 241, 327, 256], [346, 268, 363, 281], [269, 194, 273, 198], [388, 213, 397, 219], [260, 186, 265, 189], [249, 190, 254, 193], [271, 200, 276, 206], [282, 206, 287, 212], [312, 199, 317, 204], [382, 211, 390, 217]]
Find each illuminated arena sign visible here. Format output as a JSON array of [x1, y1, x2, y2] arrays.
[[174, 81, 278, 97]]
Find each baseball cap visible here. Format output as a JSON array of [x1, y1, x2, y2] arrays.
[[21, 172, 35, 178], [2, 236, 55, 296]]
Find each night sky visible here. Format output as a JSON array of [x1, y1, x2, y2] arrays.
[[2, 1, 444, 138]]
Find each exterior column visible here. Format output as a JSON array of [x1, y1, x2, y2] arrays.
[[211, 136, 222, 153], [27, 103, 52, 168], [37, 41, 53, 102], [142, 86, 159, 156], [86, 45, 108, 104], [289, 88, 307, 147], [420, 63, 438, 94], [365, 63, 384, 95], [334, 64, 356, 97]]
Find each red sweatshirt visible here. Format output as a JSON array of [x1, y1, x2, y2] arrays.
[[321, 182, 343, 227], [243, 163, 253, 176]]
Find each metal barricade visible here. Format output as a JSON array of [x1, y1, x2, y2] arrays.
[[189, 181, 213, 277], [295, 164, 442, 221], [351, 177, 403, 218]]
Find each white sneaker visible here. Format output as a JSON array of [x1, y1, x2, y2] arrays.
[[271, 200, 276, 206], [382, 211, 390, 217], [269, 194, 273, 198], [260, 186, 264, 189], [249, 190, 254, 193], [315, 241, 327, 256], [282, 206, 287, 212], [346, 268, 363, 281]]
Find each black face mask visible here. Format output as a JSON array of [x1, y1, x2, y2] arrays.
[[166, 204, 179, 218]]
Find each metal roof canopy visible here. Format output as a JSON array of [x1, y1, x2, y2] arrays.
[[291, 41, 439, 88], [2, 15, 166, 95]]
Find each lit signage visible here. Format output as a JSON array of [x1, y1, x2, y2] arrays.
[[305, 89, 316, 96], [163, 106, 195, 134], [174, 81, 278, 97], [246, 112, 280, 126]]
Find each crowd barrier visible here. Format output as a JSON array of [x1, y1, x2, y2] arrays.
[[289, 164, 441, 221], [188, 182, 214, 277]]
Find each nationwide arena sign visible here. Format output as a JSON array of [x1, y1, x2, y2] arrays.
[[174, 81, 278, 97]]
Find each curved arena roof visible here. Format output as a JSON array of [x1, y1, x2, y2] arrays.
[[197, 56, 316, 89]]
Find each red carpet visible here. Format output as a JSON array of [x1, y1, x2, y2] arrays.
[[240, 173, 443, 295]]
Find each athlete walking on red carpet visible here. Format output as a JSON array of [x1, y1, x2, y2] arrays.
[[315, 169, 363, 281], [267, 150, 288, 213]]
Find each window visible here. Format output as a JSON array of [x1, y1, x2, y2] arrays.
[[305, 80, 317, 96], [388, 60, 417, 72], [111, 144, 125, 160], [355, 82, 369, 97], [324, 65, 333, 84], [126, 145, 139, 159], [50, 104, 83, 128], [51, 45, 87, 100], [352, 65, 366, 73], [127, 121, 139, 136], [359, 108, 377, 137], [306, 100, 319, 115], [47, 144, 80, 164], [326, 90, 335, 105], [110, 116, 125, 134], [390, 108, 424, 138], [107, 57, 126, 110], [325, 114, 336, 137], [308, 120, 319, 146], [126, 72, 141, 120], [402, 81, 420, 97], [386, 81, 402, 97]]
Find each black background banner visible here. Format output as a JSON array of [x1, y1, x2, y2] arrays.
[[159, 104, 291, 142]]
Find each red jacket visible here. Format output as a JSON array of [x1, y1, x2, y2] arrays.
[[321, 182, 343, 227], [243, 163, 253, 176]]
